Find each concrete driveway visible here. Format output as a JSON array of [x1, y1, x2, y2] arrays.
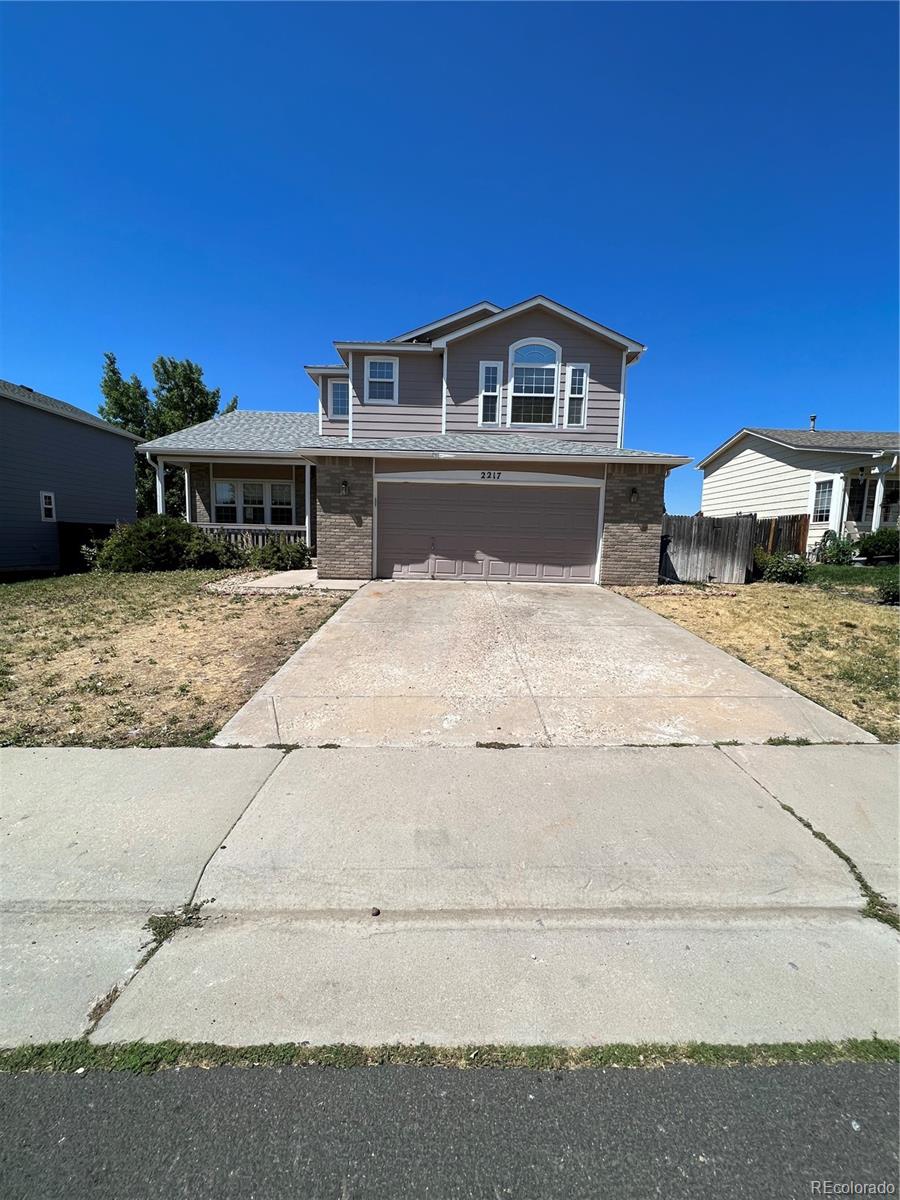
[[214, 581, 872, 747]]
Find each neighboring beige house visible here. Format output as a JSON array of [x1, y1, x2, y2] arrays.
[[138, 295, 689, 585], [697, 423, 899, 551]]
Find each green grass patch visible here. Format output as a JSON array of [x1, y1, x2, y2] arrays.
[[807, 564, 898, 589], [1, 1038, 897, 1075]]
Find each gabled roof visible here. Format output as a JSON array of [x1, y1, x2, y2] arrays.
[[389, 301, 502, 343], [429, 296, 647, 360], [0, 378, 143, 441], [138, 410, 689, 465], [697, 427, 900, 470]]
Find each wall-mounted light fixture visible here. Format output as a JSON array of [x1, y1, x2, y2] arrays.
[[630, 487, 639, 504], [340, 480, 350, 496]]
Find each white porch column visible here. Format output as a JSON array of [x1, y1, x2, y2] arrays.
[[828, 472, 846, 534], [155, 458, 166, 515], [304, 464, 312, 545], [872, 472, 886, 531]]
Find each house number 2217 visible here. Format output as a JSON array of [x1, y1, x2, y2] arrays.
[[480, 471, 502, 480]]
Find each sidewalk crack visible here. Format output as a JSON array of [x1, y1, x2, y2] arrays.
[[716, 746, 898, 931], [486, 584, 552, 746]]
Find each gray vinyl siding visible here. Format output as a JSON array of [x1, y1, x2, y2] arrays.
[[350, 352, 442, 436], [0, 395, 136, 571], [319, 373, 350, 437], [445, 310, 623, 442]]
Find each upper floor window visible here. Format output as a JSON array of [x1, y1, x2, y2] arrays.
[[565, 364, 589, 428], [478, 361, 502, 426], [328, 378, 349, 419], [508, 340, 560, 425], [812, 479, 833, 523], [364, 356, 399, 404]]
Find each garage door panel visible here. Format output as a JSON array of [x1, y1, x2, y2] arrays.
[[377, 482, 600, 585]]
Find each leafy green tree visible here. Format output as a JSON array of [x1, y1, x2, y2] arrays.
[[99, 352, 238, 517]]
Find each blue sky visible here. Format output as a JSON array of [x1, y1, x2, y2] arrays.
[[2, 1, 896, 512]]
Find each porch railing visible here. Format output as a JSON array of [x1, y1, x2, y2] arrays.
[[202, 524, 312, 549]]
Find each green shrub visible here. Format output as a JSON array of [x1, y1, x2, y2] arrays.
[[856, 527, 899, 563], [877, 578, 899, 606], [752, 545, 770, 577], [96, 516, 248, 573], [762, 551, 811, 584], [813, 531, 856, 565], [249, 535, 312, 572]]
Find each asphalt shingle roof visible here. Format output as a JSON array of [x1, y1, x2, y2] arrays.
[[0, 378, 142, 440], [138, 410, 686, 461], [748, 428, 899, 453]]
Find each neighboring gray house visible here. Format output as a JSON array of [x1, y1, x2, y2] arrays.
[[698, 422, 899, 551], [0, 379, 140, 576], [139, 296, 689, 586]]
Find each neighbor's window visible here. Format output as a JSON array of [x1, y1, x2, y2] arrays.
[[214, 481, 237, 523], [365, 357, 399, 403], [812, 480, 833, 523], [241, 481, 266, 525], [269, 482, 294, 526], [40, 491, 56, 522], [479, 361, 502, 425], [328, 379, 349, 419], [510, 341, 559, 424], [565, 364, 589, 427]]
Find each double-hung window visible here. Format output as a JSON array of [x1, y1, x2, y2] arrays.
[[328, 379, 350, 419], [364, 356, 399, 404], [509, 341, 559, 425], [39, 491, 56, 522], [812, 479, 833, 523], [213, 480, 295, 526], [565, 363, 589, 427], [478, 361, 502, 426]]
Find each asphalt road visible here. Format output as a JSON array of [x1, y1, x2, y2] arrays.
[[2, 1063, 897, 1199]]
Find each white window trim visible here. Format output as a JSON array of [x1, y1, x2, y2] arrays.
[[811, 478, 834, 524], [213, 479, 296, 527], [327, 377, 350, 420], [40, 490, 56, 522], [478, 360, 503, 427], [564, 362, 589, 429], [363, 355, 400, 405], [506, 338, 561, 428]]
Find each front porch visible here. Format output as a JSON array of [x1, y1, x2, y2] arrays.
[[808, 457, 898, 549], [152, 457, 316, 550]]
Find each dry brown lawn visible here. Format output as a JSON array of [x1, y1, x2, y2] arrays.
[[0, 571, 348, 747], [614, 581, 899, 743]]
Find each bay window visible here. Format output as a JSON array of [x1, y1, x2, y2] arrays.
[[508, 340, 560, 425]]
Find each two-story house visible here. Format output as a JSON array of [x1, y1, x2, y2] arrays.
[[138, 296, 689, 585]]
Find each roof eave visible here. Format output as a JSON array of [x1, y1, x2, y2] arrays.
[[430, 296, 647, 356]]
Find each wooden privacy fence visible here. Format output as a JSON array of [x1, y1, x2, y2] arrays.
[[753, 513, 810, 556], [659, 513, 810, 584]]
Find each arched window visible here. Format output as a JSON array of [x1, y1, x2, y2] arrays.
[[508, 339, 560, 425]]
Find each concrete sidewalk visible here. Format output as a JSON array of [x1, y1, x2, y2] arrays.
[[1, 744, 896, 1048]]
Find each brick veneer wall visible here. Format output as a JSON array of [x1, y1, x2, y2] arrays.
[[316, 456, 374, 579], [600, 464, 667, 585]]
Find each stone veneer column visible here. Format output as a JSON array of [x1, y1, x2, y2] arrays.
[[315, 457, 374, 579], [600, 464, 668, 585]]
